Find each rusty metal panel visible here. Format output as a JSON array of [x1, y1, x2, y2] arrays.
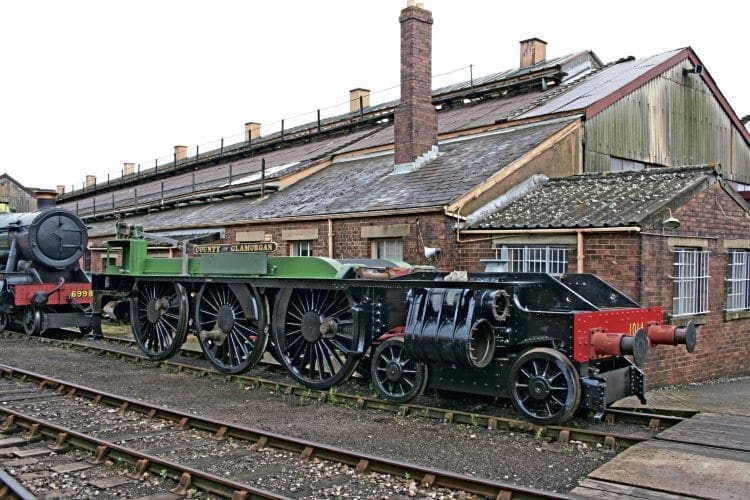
[[584, 63, 750, 183]]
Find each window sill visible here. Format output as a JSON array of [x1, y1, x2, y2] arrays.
[[724, 310, 750, 322], [667, 314, 707, 327]]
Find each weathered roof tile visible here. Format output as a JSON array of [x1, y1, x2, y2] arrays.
[[470, 166, 717, 230]]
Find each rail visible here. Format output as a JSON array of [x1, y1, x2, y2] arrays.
[[0, 363, 573, 499]]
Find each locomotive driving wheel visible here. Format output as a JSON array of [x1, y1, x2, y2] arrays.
[[194, 283, 268, 374], [0, 312, 9, 332], [371, 337, 428, 404], [508, 348, 581, 425], [22, 306, 48, 336], [130, 281, 189, 360], [272, 287, 362, 389]]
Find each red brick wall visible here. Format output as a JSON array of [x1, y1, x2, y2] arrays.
[[580, 183, 750, 387]]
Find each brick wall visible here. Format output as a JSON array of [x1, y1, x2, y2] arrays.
[[581, 183, 750, 387]]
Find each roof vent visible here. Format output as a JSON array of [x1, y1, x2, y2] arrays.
[[520, 37, 547, 68], [245, 122, 261, 142], [350, 88, 370, 113], [174, 145, 188, 161]]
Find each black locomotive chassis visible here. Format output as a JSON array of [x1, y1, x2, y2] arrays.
[[92, 271, 646, 415]]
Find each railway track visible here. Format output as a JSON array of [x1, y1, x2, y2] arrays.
[[3, 331, 692, 447], [0, 364, 571, 499]]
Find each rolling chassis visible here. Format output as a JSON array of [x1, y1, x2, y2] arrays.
[[92, 232, 697, 425]]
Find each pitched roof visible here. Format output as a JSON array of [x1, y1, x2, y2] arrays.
[[468, 166, 720, 230], [518, 49, 684, 119], [85, 118, 576, 237]]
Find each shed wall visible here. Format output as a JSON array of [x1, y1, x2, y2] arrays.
[[585, 63, 750, 182]]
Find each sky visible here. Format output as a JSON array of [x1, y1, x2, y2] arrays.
[[1, 0, 747, 191]]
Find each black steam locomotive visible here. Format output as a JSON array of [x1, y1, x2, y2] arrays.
[[92, 226, 697, 424], [0, 207, 93, 335]]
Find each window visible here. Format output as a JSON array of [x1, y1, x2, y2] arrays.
[[672, 248, 710, 316], [291, 240, 313, 257], [726, 250, 750, 312], [83, 249, 92, 272], [373, 239, 404, 261], [610, 157, 648, 172], [493, 246, 568, 275]]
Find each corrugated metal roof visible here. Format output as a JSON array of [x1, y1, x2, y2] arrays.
[[518, 49, 684, 119], [469, 166, 716, 230], [434, 51, 600, 95], [59, 128, 379, 217]]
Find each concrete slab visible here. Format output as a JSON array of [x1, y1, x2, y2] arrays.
[[614, 376, 750, 416]]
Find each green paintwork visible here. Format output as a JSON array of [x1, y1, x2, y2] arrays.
[[267, 256, 351, 279], [104, 238, 354, 280]]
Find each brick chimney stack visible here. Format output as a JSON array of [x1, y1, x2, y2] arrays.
[[520, 37, 547, 69], [394, 1, 438, 173]]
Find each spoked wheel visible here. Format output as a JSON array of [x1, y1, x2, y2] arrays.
[[508, 347, 581, 424], [194, 283, 268, 374], [371, 337, 428, 403], [272, 288, 363, 389], [23, 306, 47, 336], [130, 281, 189, 360]]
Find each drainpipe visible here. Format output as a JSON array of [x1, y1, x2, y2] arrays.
[[328, 219, 334, 259]]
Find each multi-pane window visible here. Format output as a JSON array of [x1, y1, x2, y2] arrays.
[[493, 246, 568, 275], [291, 240, 313, 257], [672, 248, 710, 316], [726, 250, 750, 312], [373, 239, 404, 261]]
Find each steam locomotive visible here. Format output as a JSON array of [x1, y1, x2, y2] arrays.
[[92, 225, 697, 424], [0, 207, 93, 335]]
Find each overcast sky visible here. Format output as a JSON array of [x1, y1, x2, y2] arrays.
[[1, 0, 747, 191]]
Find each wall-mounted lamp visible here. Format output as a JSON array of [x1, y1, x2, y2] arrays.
[[424, 246, 442, 260], [663, 208, 680, 230], [683, 64, 704, 76]]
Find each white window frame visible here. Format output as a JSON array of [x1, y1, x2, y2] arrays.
[[726, 249, 750, 312], [291, 240, 314, 257], [372, 238, 404, 261], [672, 248, 710, 316], [494, 245, 568, 275]]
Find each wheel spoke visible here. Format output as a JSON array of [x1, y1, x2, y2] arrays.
[[194, 283, 267, 374], [370, 337, 427, 404], [508, 348, 581, 424], [272, 288, 361, 389]]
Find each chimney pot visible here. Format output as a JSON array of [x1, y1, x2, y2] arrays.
[[174, 145, 188, 161], [245, 122, 261, 142], [35, 189, 57, 210], [520, 37, 547, 68], [349, 88, 370, 113], [394, 2, 438, 170]]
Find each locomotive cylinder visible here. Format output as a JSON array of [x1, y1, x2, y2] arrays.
[[0, 208, 88, 270], [405, 288, 497, 369]]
